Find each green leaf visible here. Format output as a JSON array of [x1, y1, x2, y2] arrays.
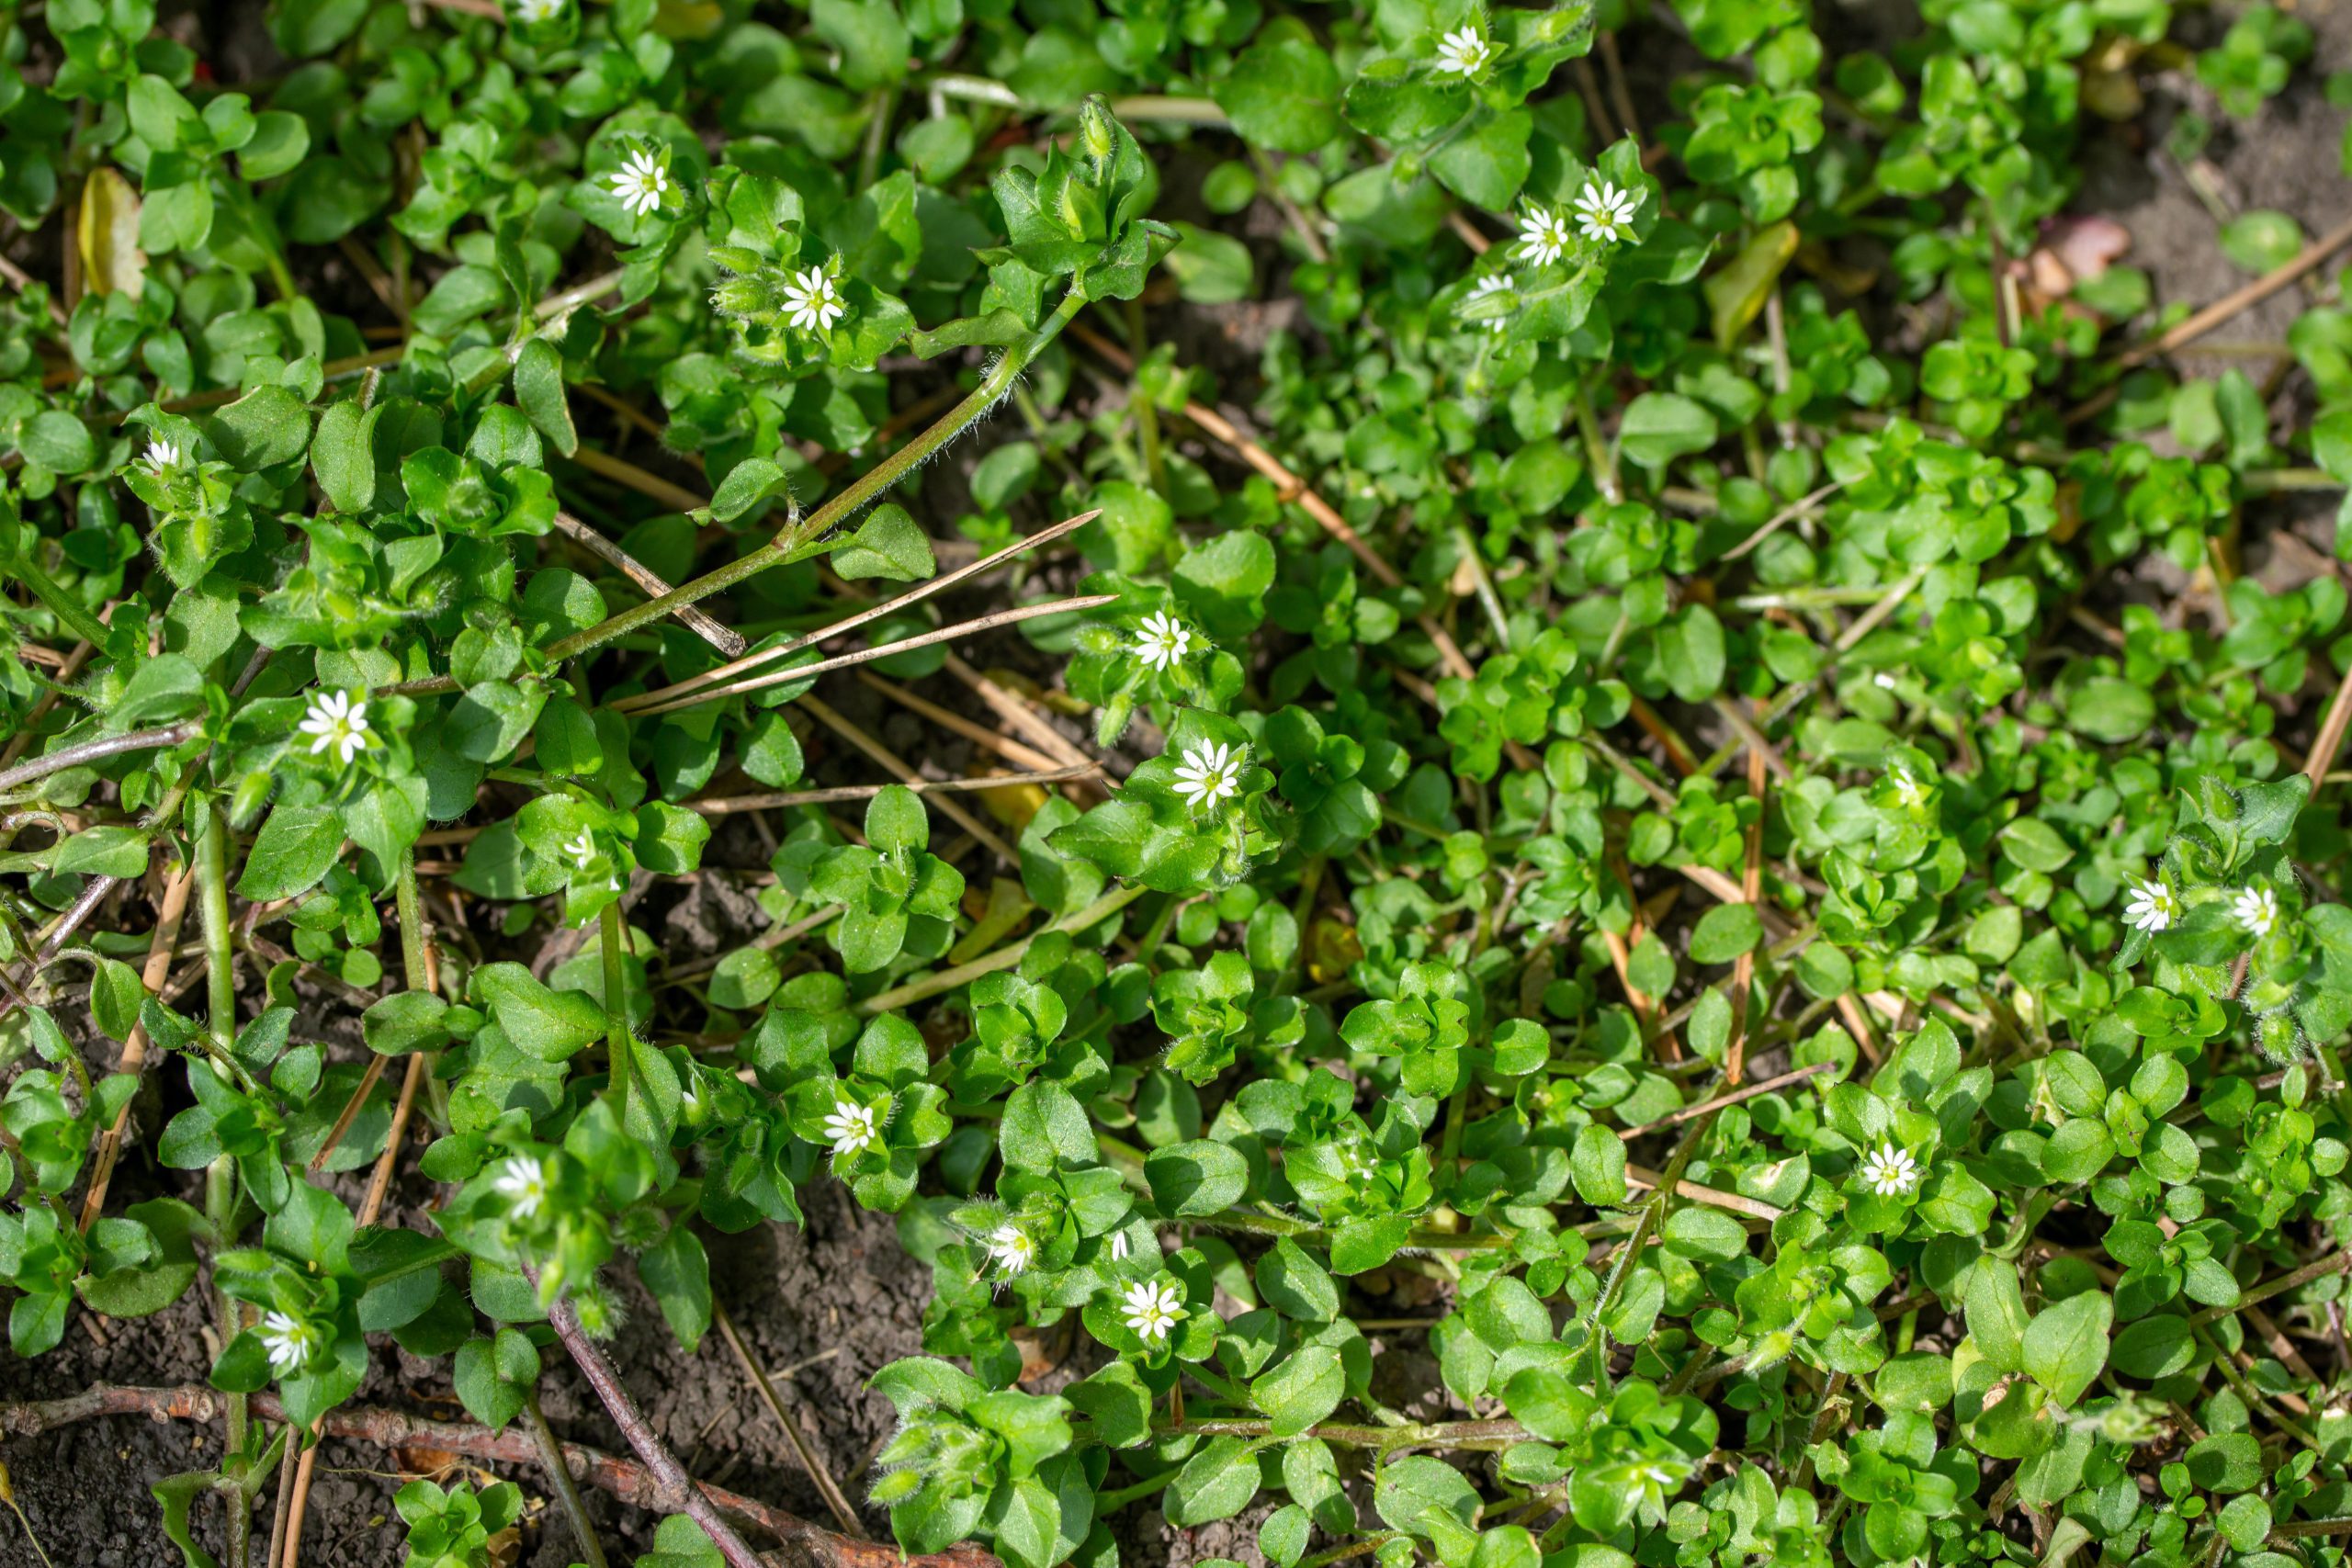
[[832, 503, 937, 581], [204, 385, 311, 472], [1616, 392, 1718, 469], [1144, 1139, 1249, 1216], [1688, 902, 1761, 964], [469, 962, 609, 1061], [1252, 1345, 1344, 1437], [235, 806, 344, 900], [1256, 1237, 1340, 1322], [311, 398, 381, 513], [514, 338, 579, 458], [2020, 1290, 2111, 1408], [1165, 1435, 1261, 1526], [1213, 29, 1343, 153]]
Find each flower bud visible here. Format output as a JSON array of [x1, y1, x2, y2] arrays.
[[1078, 97, 1115, 161]]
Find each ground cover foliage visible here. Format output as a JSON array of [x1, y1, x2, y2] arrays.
[[2, 0, 2352, 1564]]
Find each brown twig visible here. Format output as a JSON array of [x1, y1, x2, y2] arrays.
[[2303, 655, 2352, 793], [553, 511, 746, 658], [0, 1382, 997, 1568], [0, 721, 200, 792], [77, 860, 194, 1231], [539, 1288, 768, 1568], [712, 1301, 867, 1539]]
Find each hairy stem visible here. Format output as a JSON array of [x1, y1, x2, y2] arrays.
[[0, 722, 198, 794], [10, 550, 113, 650]]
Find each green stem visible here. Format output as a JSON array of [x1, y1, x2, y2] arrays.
[[11, 552, 113, 649], [856, 881, 1147, 1014], [204, 1154, 253, 1568], [394, 848, 430, 994], [1126, 298, 1168, 498], [1161, 1416, 1529, 1452], [1572, 378, 1618, 503], [196, 804, 235, 1049], [600, 901, 632, 1124]]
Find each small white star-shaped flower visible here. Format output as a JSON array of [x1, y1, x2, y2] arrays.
[[2122, 878, 2177, 934], [139, 437, 184, 479], [1516, 206, 1574, 267], [1433, 24, 1493, 76], [780, 266, 845, 334], [2233, 885, 2280, 938], [298, 690, 372, 767], [1890, 769, 1930, 808], [1133, 610, 1194, 673], [512, 0, 563, 21], [1859, 1143, 1918, 1198], [258, 1311, 319, 1377], [822, 1101, 877, 1157], [1108, 1230, 1131, 1261], [986, 1224, 1036, 1276], [608, 150, 670, 218], [562, 829, 596, 870], [1464, 272, 1515, 332], [1573, 180, 1640, 244], [492, 1155, 550, 1219], [1120, 1279, 1185, 1344], [1171, 739, 1245, 814]]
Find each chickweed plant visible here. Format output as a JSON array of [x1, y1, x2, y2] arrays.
[[2, 1, 2351, 1566]]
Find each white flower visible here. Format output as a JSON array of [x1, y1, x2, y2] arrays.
[[1171, 739, 1245, 814], [1516, 205, 1574, 267], [1859, 1143, 1918, 1198], [1573, 180, 1640, 244], [2233, 885, 2280, 938], [1133, 610, 1195, 673], [492, 1155, 550, 1220], [562, 829, 596, 870], [779, 266, 845, 334], [298, 690, 372, 767], [986, 1224, 1036, 1276], [1120, 1279, 1185, 1344], [608, 150, 670, 218], [138, 437, 184, 479], [2122, 878, 2177, 934], [1433, 24, 1493, 76], [1890, 769, 1929, 808], [1464, 273, 1514, 332], [1108, 1230, 1131, 1261], [822, 1101, 878, 1157], [257, 1311, 318, 1378], [512, 0, 563, 21]]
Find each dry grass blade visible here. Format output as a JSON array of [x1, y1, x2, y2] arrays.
[[627, 594, 1118, 717], [620, 509, 1101, 713], [797, 694, 1020, 863], [855, 671, 1068, 775], [687, 764, 1101, 814]]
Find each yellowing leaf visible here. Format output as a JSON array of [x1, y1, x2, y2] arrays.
[[78, 167, 146, 300], [1703, 219, 1795, 348]]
